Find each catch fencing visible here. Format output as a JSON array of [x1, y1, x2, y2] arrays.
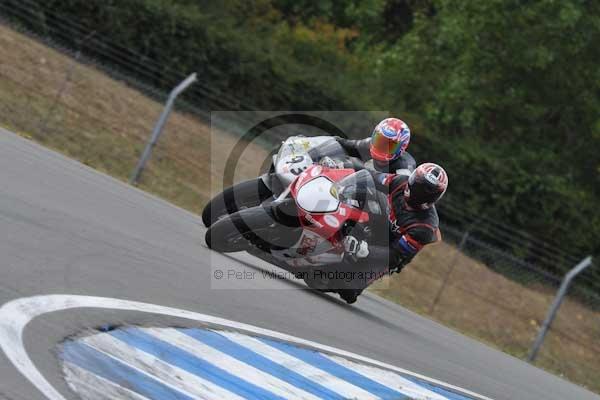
[[0, 3, 598, 394]]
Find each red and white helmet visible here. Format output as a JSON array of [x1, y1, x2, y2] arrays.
[[406, 163, 448, 208], [370, 118, 411, 162]]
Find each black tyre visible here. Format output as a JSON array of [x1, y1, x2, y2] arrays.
[[201, 178, 273, 227], [205, 206, 301, 253]]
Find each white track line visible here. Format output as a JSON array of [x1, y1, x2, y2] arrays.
[[63, 362, 151, 400], [144, 327, 323, 400], [70, 342, 204, 400], [325, 353, 449, 400], [82, 332, 245, 400], [0, 295, 493, 400], [225, 330, 448, 400], [221, 330, 380, 399]]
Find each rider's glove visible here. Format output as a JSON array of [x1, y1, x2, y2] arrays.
[[319, 156, 340, 169], [389, 265, 403, 275], [343, 236, 369, 258]]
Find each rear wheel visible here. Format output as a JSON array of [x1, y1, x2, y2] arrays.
[[205, 206, 301, 253], [201, 178, 273, 227]]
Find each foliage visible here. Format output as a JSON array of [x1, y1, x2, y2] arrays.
[[378, 0, 600, 258]]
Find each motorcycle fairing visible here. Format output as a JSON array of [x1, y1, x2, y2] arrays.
[[269, 229, 342, 266], [267, 165, 375, 268], [273, 136, 336, 187], [290, 165, 372, 249], [295, 176, 340, 213]]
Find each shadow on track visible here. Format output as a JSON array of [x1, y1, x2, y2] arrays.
[[217, 252, 427, 340]]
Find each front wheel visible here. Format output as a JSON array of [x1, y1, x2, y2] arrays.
[[201, 178, 273, 227], [205, 206, 301, 253]]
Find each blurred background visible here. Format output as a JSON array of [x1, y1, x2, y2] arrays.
[[0, 0, 598, 393]]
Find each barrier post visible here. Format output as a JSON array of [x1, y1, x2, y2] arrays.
[[130, 73, 197, 184]]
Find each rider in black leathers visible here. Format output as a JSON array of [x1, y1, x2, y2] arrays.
[[334, 163, 448, 303]]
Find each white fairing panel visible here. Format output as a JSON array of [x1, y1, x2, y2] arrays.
[[274, 136, 332, 186], [270, 229, 343, 267], [296, 177, 340, 213]]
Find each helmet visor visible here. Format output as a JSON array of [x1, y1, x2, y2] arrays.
[[371, 133, 403, 161]]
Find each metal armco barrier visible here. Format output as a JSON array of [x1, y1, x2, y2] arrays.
[[130, 73, 198, 185]]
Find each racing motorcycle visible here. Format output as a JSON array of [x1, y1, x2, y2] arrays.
[[205, 165, 390, 300], [202, 136, 364, 227]]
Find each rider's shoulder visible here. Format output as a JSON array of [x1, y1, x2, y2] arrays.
[[419, 204, 439, 224], [408, 205, 439, 230], [389, 152, 416, 174], [388, 173, 409, 188], [381, 152, 415, 176], [405, 210, 440, 244], [402, 151, 416, 166]]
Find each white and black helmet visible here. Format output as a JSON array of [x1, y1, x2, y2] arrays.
[[406, 163, 448, 208]]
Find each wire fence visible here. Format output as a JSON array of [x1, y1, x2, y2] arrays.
[[0, 7, 599, 394]]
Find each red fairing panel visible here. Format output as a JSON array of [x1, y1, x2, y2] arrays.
[[291, 165, 371, 248]]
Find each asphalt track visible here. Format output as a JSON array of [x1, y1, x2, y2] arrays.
[[0, 127, 597, 400]]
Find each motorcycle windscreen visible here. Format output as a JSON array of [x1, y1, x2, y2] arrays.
[[296, 177, 340, 213], [334, 169, 382, 214]]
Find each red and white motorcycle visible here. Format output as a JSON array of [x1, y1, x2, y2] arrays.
[[205, 165, 388, 296]]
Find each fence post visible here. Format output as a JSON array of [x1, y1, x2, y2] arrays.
[[527, 255, 593, 362], [39, 31, 96, 135], [129, 73, 197, 185]]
